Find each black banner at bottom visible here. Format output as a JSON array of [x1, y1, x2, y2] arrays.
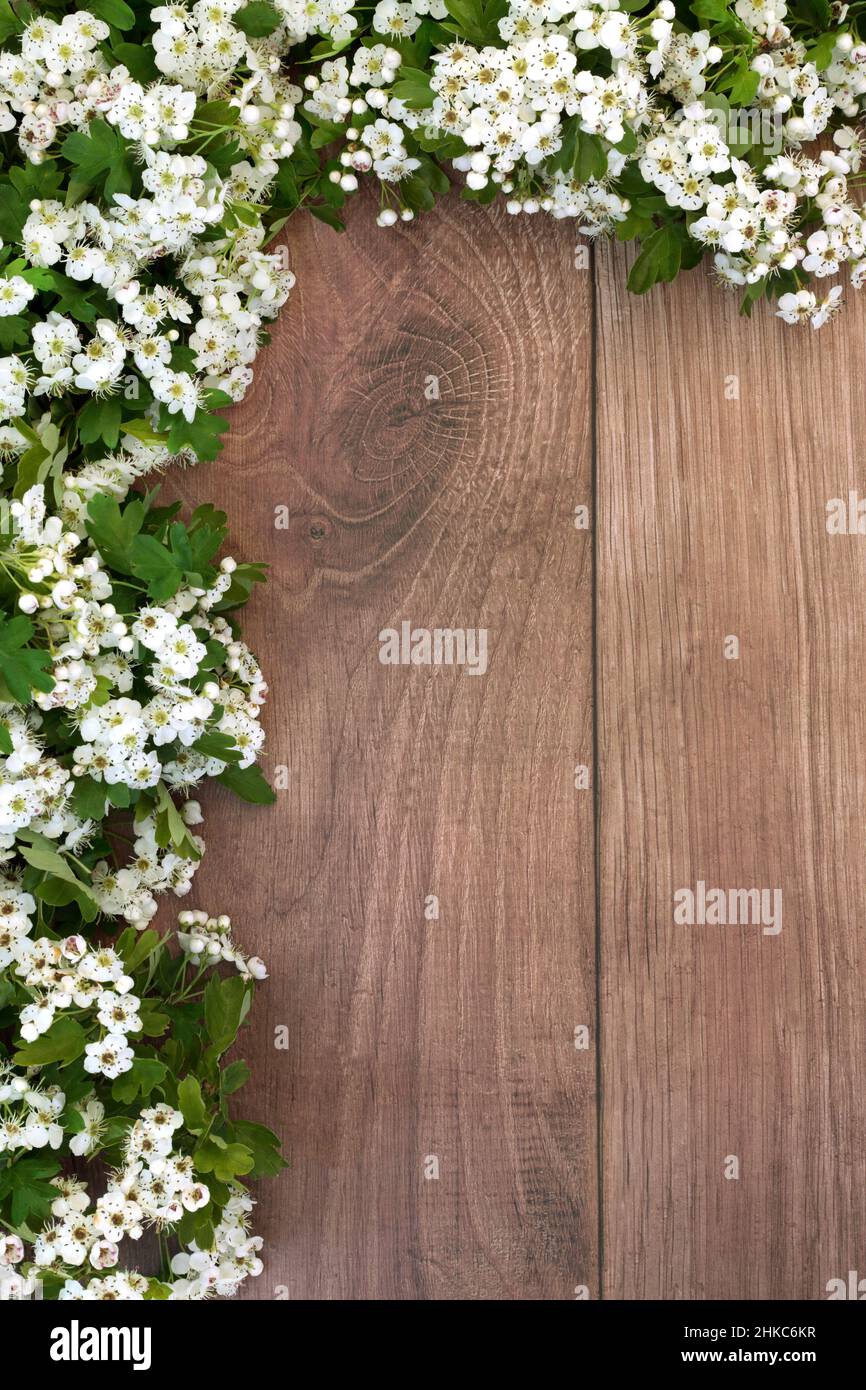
[[2, 1295, 862, 1375]]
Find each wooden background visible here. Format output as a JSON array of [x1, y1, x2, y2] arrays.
[[170, 191, 866, 1300]]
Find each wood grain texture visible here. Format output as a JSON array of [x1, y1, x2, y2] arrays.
[[595, 243, 866, 1299], [166, 195, 866, 1301], [169, 192, 597, 1299]]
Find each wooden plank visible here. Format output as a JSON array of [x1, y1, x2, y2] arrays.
[[169, 193, 597, 1299], [595, 243, 866, 1299]]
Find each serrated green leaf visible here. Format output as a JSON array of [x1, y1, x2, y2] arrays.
[[78, 397, 122, 450], [88, 0, 136, 28], [178, 1074, 208, 1134], [111, 1057, 167, 1103], [123, 928, 161, 973], [70, 774, 108, 822], [627, 224, 683, 295], [217, 762, 277, 805], [13, 1016, 86, 1067], [157, 403, 230, 462], [0, 1155, 61, 1228], [221, 1059, 251, 1096], [61, 120, 135, 201], [234, 1, 282, 37], [204, 973, 249, 1055], [0, 614, 54, 703], [391, 67, 434, 110], [194, 1138, 255, 1181], [192, 730, 243, 763], [110, 41, 159, 83], [230, 1119, 287, 1177], [85, 493, 145, 574], [807, 31, 837, 71]]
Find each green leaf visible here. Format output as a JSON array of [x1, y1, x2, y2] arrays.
[[196, 1218, 216, 1250], [217, 762, 277, 805], [573, 130, 608, 185], [106, 781, 132, 808], [221, 1060, 251, 1096], [308, 204, 345, 232], [442, 0, 508, 45], [13, 443, 49, 501], [0, 0, 22, 42], [0, 1156, 61, 1227], [137, 1003, 170, 1038], [194, 1138, 255, 1182], [145, 1280, 173, 1300], [727, 65, 760, 107], [190, 100, 240, 131], [391, 67, 434, 110], [627, 224, 683, 295], [310, 121, 343, 149], [0, 614, 54, 703], [111, 41, 159, 83], [126, 510, 224, 602], [128, 533, 186, 601], [85, 493, 145, 573], [204, 974, 249, 1055], [70, 774, 109, 822], [13, 1016, 86, 1067], [212, 560, 268, 613], [0, 722, 12, 756], [178, 1075, 208, 1133], [17, 829, 99, 904], [793, 0, 832, 26], [807, 31, 837, 72], [154, 781, 202, 860], [230, 1119, 286, 1177], [689, 0, 753, 37], [40, 270, 102, 323], [88, 0, 136, 27], [61, 120, 134, 201], [34, 875, 99, 924], [192, 730, 243, 763], [233, 1, 282, 37], [111, 1057, 167, 1103], [123, 928, 161, 973], [78, 397, 122, 450], [0, 315, 30, 351], [157, 403, 230, 462], [0, 181, 26, 241]]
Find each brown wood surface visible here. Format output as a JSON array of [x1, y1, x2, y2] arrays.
[[170, 192, 597, 1300], [596, 242, 866, 1300], [170, 194, 866, 1299]]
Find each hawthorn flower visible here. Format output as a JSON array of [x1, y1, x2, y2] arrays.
[[89, 1237, 120, 1270], [70, 1099, 107, 1157], [94, 1191, 144, 1242], [150, 367, 201, 421], [84, 1032, 135, 1079], [0, 276, 36, 316], [96, 990, 142, 1033]]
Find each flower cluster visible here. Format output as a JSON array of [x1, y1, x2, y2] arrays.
[[0, 5, 299, 468], [0, 2, 297, 1307], [176, 908, 268, 979], [0, 1068, 65, 1154], [263, 0, 866, 323], [1, 911, 281, 1299], [0, 474, 271, 925]]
